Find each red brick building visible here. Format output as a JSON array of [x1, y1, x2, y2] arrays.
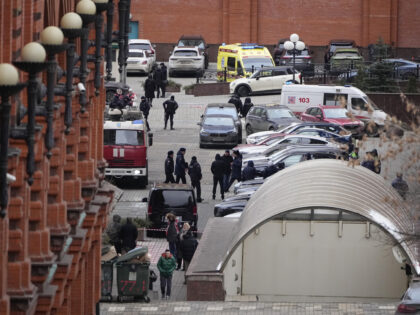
[[129, 0, 420, 61], [0, 0, 114, 314]]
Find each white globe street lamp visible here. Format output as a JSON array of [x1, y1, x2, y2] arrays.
[[284, 33, 305, 82]]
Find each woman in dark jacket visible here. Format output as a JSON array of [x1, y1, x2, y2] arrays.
[[166, 212, 179, 259], [225, 150, 242, 192]]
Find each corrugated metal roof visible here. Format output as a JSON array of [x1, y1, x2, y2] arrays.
[[219, 159, 419, 274]]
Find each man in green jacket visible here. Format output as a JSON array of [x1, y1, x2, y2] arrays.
[[157, 249, 177, 299]]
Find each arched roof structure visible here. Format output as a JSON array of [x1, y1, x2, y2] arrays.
[[219, 159, 419, 274]]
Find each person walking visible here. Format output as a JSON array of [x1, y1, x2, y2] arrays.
[[392, 173, 409, 199], [242, 97, 254, 117], [163, 95, 178, 130], [144, 74, 155, 105], [164, 151, 175, 183], [211, 154, 227, 200], [160, 63, 168, 98], [242, 160, 256, 181], [139, 96, 151, 131], [221, 150, 233, 192], [175, 148, 188, 184], [166, 212, 179, 259], [228, 94, 243, 115], [176, 222, 191, 270], [118, 218, 138, 254], [105, 214, 122, 255], [188, 156, 203, 202], [225, 150, 242, 192], [179, 230, 198, 284], [154, 65, 163, 98], [157, 249, 177, 300]]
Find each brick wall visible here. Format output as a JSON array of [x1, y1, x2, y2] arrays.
[[0, 1, 113, 314]]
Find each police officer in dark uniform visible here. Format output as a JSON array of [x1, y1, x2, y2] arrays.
[[140, 96, 151, 131], [228, 94, 243, 115], [164, 151, 175, 183], [163, 96, 178, 130], [188, 156, 203, 202], [160, 63, 168, 98]]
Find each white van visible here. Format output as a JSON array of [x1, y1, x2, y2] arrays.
[[280, 85, 388, 132]]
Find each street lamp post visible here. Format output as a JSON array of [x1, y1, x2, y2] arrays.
[[284, 33, 305, 82]]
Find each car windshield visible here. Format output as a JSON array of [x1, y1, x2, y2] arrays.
[[335, 51, 360, 58], [267, 108, 295, 119], [129, 43, 150, 50], [174, 50, 197, 57], [259, 136, 283, 146], [242, 57, 274, 71], [206, 107, 237, 118], [330, 44, 353, 52], [151, 190, 194, 208], [323, 108, 349, 118], [104, 130, 144, 146], [363, 96, 379, 110], [203, 117, 234, 127], [285, 49, 310, 56], [178, 40, 205, 49], [128, 51, 144, 58], [406, 287, 420, 300]]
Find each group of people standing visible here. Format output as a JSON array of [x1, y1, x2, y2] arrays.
[[228, 94, 254, 117], [144, 63, 168, 104]]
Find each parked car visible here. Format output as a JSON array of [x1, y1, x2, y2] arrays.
[[278, 46, 315, 76], [383, 58, 420, 80], [214, 199, 248, 217], [330, 48, 364, 73], [177, 35, 209, 69], [168, 46, 205, 76], [201, 103, 242, 141], [230, 66, 300, 97], [295, 127, 352, 144], [245, 104, 300, 135], [246, 122, 348, 144], [145, 183, 197, 237], [126, 49, 153, 74], [395, 279, 420, 314], [325, 39, 356, 65], [128, 39, 156, 65], [273, 38, 288, 65], [198, 114, 239, 148], [300, 105, 364, 136], [233, 178, 264, 194]]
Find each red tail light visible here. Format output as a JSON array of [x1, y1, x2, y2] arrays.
[[142, 60, 147, 65], [147, 205, 152, 215], [193, 205, 197, 215], [397, 304, 417, 313], [299, 73, 301, 80], [150, 49, 155, 55]]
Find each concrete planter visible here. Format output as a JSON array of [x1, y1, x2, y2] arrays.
[[166, 85, 181, 93]]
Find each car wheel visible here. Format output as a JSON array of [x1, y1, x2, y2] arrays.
[[237, 85, 250, 97], [246, 124, 253, 135]]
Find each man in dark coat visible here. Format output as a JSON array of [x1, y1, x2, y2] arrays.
[[105, 214, 122, 254], [139, 96, 151, 131], [221, 150, 233, 192], [166, 212, 179, 259], [175, 148, 188, 184], [188, 156, 203, 202], [262, 161, 279, 179], [118, 218, 138, 254], [242, 160, 256, 181], [225, 150, 242, 192], [179, 231, 198, 283], [211, 154, 226, 200], [154, 65, 163, 98], [160, 63, 168, 98], [164, 151, 175, 183], [144, 74, 155, 105], [228, 94, 243, 115], [242, 97, 254, 117], [163, 96, 178, 130]]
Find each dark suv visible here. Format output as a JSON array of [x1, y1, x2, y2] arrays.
[[177, 35, 209, 69], [324, 39, 356, 65], [145, 183, 197, 237], [273, 38, 288, 65]]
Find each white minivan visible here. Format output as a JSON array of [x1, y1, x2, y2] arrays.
[[280, 85, 388, 134]]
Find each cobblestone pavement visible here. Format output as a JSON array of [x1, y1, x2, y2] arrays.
[[103, 67, 418, 311], [100, 301, 397, 314]]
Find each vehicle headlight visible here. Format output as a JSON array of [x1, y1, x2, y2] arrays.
[[134, 170, 141, 175], [200, 130, 209, 136]]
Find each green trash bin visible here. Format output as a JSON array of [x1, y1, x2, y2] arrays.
[[101, 259, 116, 301], [115, 247, 150, 302]]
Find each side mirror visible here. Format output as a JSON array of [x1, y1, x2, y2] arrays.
[[197, 122, 202, 126], [142, 197, 148, 202], [148, 132, 153, 146], [315, 114, 323, 120], [255, 76, 259, 80], [200, 114, 203, 118]]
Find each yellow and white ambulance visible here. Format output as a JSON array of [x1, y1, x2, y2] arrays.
[[217, 43, 275, 82]]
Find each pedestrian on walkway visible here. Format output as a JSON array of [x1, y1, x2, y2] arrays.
[[241, 97, 253, 117], [225, 150, 242, 192], [211, 153, 227, 200], [160, 63, 168, 98], [262, 160, 279, 179], [164, 150, 175, 183], [105, 214, 122, 255], [188, 156, 203, 202], [392, 172, 409, 199], [154, 65, 163, 98], [371, 149, 381, 174], [144, 74, 155, 105], [139, 96, 151, 131], [177, 222, 191, 270], [118, 218, 138, 254], [157, 249, 177, 300], [228, 94, 243, 115], [242, 160, 256, 181], [179, 230, 198, 284], [175, 148, 188, 184], [163, 95, 178, 130], [221, 150, 233, 192], [166, 212, 179, 259]]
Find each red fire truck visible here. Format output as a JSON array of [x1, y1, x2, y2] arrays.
[[104, 119, 152, 187]]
